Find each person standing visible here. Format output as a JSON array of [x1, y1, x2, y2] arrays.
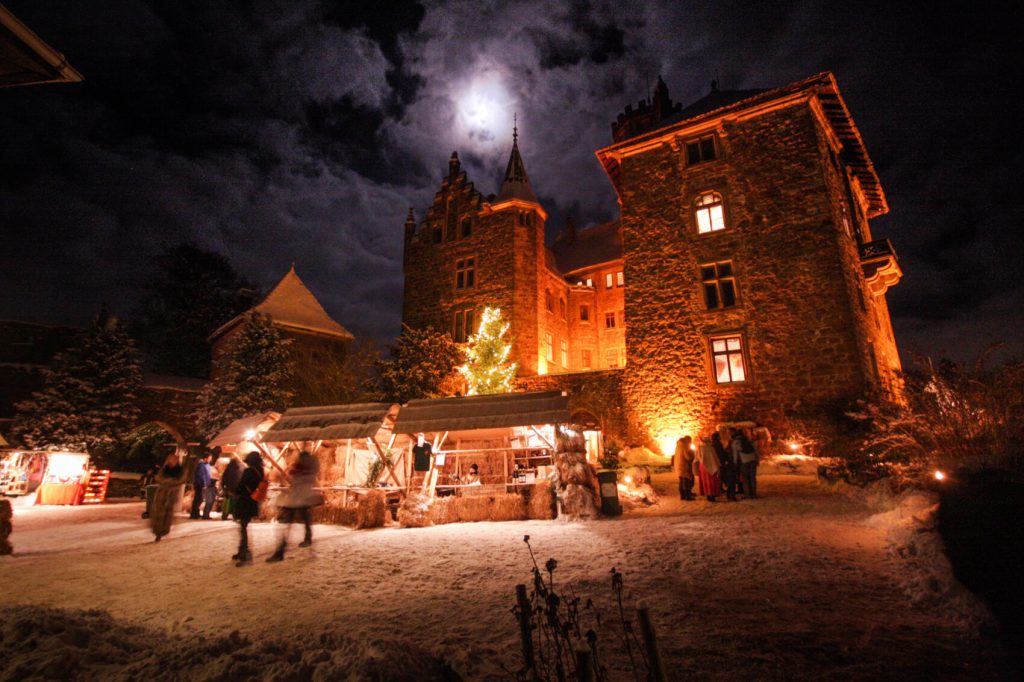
[[738, 428, 760, 499], [150, 453, 186, 542], [673, 435, 695, 501], [695, 436, 722, 502], [220, 453, 244, 521], [190, 453, 213, 519], [234, 452, 264, 566], [267, 450, 321, 563], [717, 431, 738, 501]]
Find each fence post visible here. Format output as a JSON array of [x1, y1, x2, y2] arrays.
[[516, 583, 536, 676], [636, 605, 666, 682], [575, 649, 593, 682]]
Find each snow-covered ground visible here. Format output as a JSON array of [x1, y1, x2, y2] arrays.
[[0, 472, 1008, 679]]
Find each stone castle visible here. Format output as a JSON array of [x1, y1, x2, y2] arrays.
[[402, 72, 903, 451]]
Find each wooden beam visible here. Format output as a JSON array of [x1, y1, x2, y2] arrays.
[[529, 425, 556, 452], [366, 436, 406, 498]]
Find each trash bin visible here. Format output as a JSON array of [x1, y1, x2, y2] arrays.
[[142, 484, 158, 519], [597, 470, 621, 516]]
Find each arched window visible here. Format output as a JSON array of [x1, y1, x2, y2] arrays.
[[694, 192, 726, 234]]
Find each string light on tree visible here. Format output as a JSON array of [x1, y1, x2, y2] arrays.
[[459, 306, 517, 395]]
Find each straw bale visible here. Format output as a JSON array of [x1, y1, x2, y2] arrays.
[[456, 496, 492, 522], [627, 465, 652, 487], [527, 480, 556, 520], [312, 503, 358, 526], [397, 491, 433, 528], [562, 484, 599, 520], [490, 493, 527, 521], [429, 496, 460, 525], [356, 489, 388, 529]]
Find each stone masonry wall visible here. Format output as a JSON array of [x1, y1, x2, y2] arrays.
[[620, 101, 873, 449]]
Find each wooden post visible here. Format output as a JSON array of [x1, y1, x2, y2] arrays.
[[636, 606, 666, 682], [516, 584, 535, 676], [575, 650, 593, 682]]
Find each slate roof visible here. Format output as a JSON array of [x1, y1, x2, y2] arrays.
[[551, 219, 622, 275], [392, 391, 570, 434], [262, 403, 396, 442], [495, 134, 539, 204], [210, 266, 353, 341]]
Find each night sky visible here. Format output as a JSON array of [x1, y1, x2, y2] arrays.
[[2, 1, 1022, 363]]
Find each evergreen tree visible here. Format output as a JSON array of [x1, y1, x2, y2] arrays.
[[460, 306, 516, 395], [12, 314, 143, 455], [132, 242, 259, 378], [196, 313, 293, 439], [375, 325, 464, 403]]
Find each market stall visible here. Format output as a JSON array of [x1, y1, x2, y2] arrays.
[[260, 403, 412, 505], [391, 391, 574, 499], [34, 452, 91, 505], [208, 412, 282, 471]]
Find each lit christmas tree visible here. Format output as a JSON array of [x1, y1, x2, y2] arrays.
[[460, 306, 517, 395]]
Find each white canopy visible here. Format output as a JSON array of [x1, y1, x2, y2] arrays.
[[208, 412, 280, 449]]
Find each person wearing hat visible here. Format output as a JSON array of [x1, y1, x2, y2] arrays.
[[463, 463, 481, 485], [233, 452, 264, 566]]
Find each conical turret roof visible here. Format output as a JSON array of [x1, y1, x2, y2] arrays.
[[495, 126, 539, 205]]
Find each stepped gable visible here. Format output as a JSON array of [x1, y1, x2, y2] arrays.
[[210, 265, 352, 341], [551, 219, 622, 275], [422, 151, 485, 226]]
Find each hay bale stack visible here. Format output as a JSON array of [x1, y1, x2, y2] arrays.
[[356, 489, 388, 529], [429, 496, 459, 525], [562, 484, 599, 519], [527, 480, 556, 520], [397, 491, 433, 528], [456, 496, 492, 522], [490, 493, 527, 521], [0, 499, 12, 555], [312, 504, 358, 526], [555, 450, 601, 520]]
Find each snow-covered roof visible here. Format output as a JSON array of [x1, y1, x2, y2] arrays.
[[263, 403, 398, 442], [208, 412, 280, 448], [210, 266, 353, 342], [392, 391, 570, 434]]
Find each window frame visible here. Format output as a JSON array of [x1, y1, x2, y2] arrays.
[[604, 312, 616, 329], [685, 134, 718, 166], [560, 339, 568, 367], [700, 260, 738, 311], [454, 257, 476, 290], [694, 191, 727, 234], [544, 333, 554, 362], [453, 308, 475, 343], [460, 217, 472, 238], [604, 347, 620, 368], [604, 273, 614, 289], [709, 333, 748, 384], [579, 304, 590, 323], [615, 271, 624, 287]]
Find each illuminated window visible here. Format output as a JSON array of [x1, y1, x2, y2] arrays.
[[604, 312, 616, 329], [695, 192, 726, 234], [686, 135, 717, 165], [453, 308, 475, 343], [616, 271, 624, 287], [584, 278, 594, 287], [559, 298, 566, 320], [579, 304, 590, 322], [432, 226, 442, 243], [545, 333, 554, 362], [605, 348, 620, 368], [455, 257, 475, 289], [560, 339, 568, 367], [461, 217, 472, 238], [581, 349, 592, 369], [605, 273, 614, 289], [545, 289, 553, 312], [701, 261, 737, 310], [711, 335, 746, 384]]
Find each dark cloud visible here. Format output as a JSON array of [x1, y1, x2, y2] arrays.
[[1, 0, 1022, 362]]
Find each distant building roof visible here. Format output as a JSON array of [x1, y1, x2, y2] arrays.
[[0, 5, 83, 87], [392, 390, 570, 434], [210, 266, 353, 342], [551, 220, 622, 275]]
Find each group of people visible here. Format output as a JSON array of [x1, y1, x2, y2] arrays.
[[673, 427, 762, 502], [146, 449, 321, 567]]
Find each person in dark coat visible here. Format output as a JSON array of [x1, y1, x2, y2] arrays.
[[267, 450, 321, 562], [190, 453, 214, 519], [673, 435, 695, 500], [233, 452, 264, 567], [713, 432, 737, 501], [220, 454, 244, 521]]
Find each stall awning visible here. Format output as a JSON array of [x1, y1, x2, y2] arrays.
[[392, 391, 570, 434], [263, 403, 396, 442], [208, 412, 281, 448]]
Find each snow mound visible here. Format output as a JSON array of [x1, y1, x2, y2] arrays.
[[0, 605, 458, 681], [864, 487, 991, 631]]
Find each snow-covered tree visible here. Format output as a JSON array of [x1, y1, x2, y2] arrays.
[[460, 306, 516, 395], [196, 313, 293, 439], [12, 313, 143, 454], [375, 325, 464, 403]]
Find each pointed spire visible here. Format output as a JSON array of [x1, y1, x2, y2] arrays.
[[448, 151, 461, 180], [496, 121, 538, 205]]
